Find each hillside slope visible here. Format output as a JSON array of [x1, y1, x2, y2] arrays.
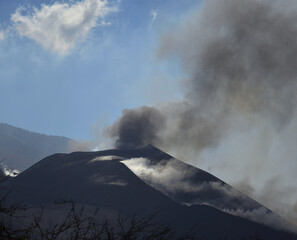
[[0, 123, 76, 171], [5, 145, 297, 239]]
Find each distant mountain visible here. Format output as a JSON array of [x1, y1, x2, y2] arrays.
[[0, 123, 77, 171], [5, 145, 297, 240]]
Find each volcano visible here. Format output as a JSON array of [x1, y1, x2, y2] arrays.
[[5, 145, 297, 239]]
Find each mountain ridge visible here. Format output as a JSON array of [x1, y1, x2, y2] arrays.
[[0, 123, 77, 171], [5, 145, 297, 239]]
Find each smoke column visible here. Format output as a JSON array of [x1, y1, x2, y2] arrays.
[[107, 0, 297, 227], [107, 106, 165, 149]]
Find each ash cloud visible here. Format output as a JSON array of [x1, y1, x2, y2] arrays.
[[224, 207, 297, 233], [157, 0, 297, 140], [108, 0, 297, 151], [107, 106, 165, 149], [106, 0, 297, 228], [122, 157, 297, 232], [234, 177, 297, 230], [121, 157, 199, 193]]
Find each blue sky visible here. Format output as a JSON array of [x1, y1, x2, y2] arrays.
[[0, 0, 201, 140]]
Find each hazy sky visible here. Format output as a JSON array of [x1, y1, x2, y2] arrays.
[[0, 0, 200, 140]]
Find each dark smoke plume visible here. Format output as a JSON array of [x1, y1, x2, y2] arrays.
[[108, 0, 297, 151], [107, 106, 165, 149], [106, 0, 297, 228]]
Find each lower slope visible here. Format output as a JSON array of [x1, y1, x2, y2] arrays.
[[5, 146, 297, 240]]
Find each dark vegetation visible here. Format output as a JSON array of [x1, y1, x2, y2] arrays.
[[0, 169, 196, 240], [0, 187, 267, 239], [0, 199, 196, 240]]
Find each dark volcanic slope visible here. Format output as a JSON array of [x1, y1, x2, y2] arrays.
[[6, 145, 297, 240], [122, 146, 262, 211]]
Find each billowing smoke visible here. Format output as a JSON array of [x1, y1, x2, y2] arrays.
[[162, 0, 297, 125], [107, 106, 165, 149], [106, 0, 297, 227], [108, 0, 297, 152]]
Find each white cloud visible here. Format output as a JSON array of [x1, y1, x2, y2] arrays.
[[0, 31, 4, 40], [151, 9, 158, 23], [11, 0, 114, 55]]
